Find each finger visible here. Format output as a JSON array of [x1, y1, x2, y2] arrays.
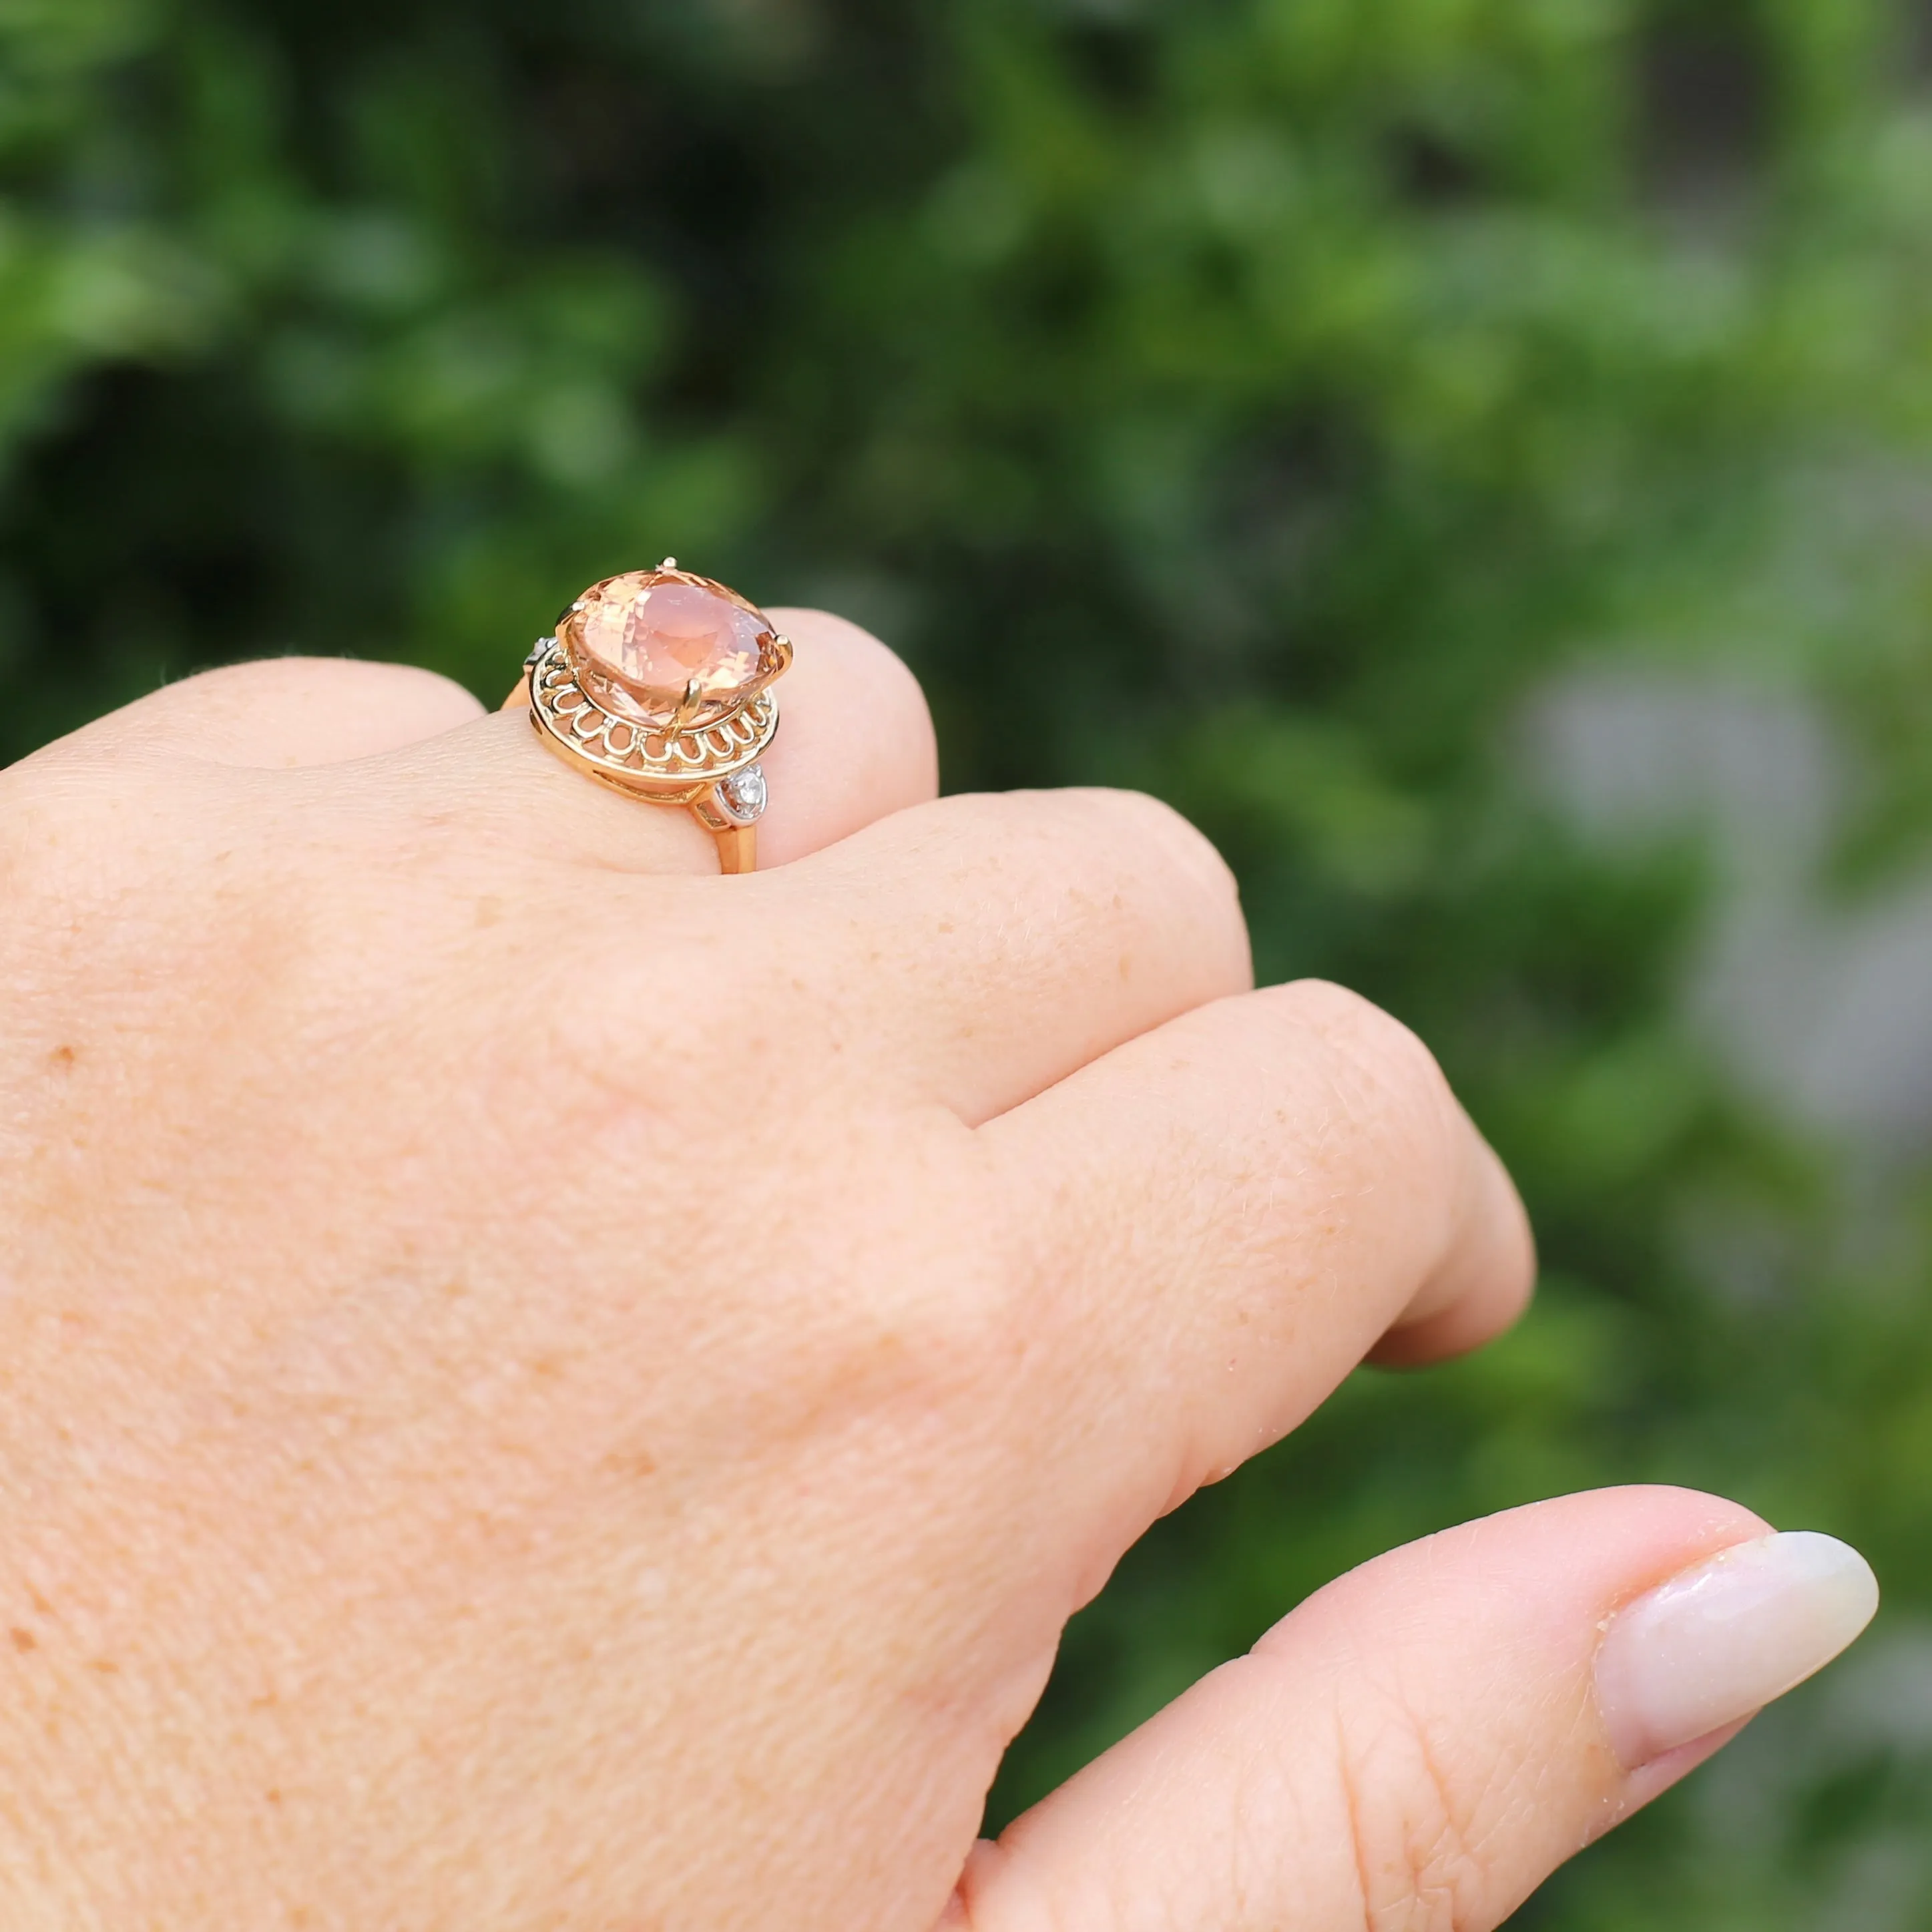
[[57, 658, 486, 767], [979, 981, 1534, 1535], [947, 1489, 1879, 1932], [457, 606, 938, 874], [738, 608, 939, 867], [768, 786, 1254, 1122]]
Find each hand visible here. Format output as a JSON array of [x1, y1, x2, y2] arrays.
[[0, 622, 1876, 1930]]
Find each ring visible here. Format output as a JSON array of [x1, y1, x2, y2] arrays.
[[505, 560, 792, 875]]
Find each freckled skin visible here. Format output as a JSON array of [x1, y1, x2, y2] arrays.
[[0, 643, 1790, 1932]]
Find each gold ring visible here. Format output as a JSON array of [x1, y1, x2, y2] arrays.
[[504, 559, 792, 874]]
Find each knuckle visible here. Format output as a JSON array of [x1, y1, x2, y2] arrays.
[[1337, 1686, 1498, 1931], [1268, 979, 1463, 1166], [780, 607, 919, 693], [160, 657, 485, 745], [808, 1129, 1029, 1397], [0, 760, 266, 1100], [919, 786, 1240, 941], [162, 656, 463, 706], [147, 657, 310, 703], [555, 922, 828, 1114], [843, 1136, 1025, 1372], [125, 656, 333, 730], [681, 1118, 1025, 1442], [0, 757, 190, 922], [1069, 786, 1238, 903], [768, 608, 939, 790]]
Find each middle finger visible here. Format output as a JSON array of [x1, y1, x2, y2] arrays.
[[770, 786, 1254, 1124]]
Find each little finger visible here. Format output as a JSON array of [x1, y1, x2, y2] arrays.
[[978, 979, 1533, 1539]]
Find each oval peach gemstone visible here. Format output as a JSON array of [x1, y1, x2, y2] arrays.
[[569, 573, 770, 723]]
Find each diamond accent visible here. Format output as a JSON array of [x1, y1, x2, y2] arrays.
[[716, 762, 768, 825]]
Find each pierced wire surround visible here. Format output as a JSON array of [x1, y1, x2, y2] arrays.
[[525, 635, 778, 804]]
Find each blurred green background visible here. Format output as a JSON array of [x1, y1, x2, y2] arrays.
[[6, 0, 1932, 1921]]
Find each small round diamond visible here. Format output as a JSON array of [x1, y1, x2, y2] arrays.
[[716, 763, 768, 824]]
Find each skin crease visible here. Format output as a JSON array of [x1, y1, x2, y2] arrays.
[[0, 615, 1802, 1931]]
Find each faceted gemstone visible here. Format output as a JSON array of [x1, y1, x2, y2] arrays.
[[562, 569, 778, 728], [716, 762, 768, 824]]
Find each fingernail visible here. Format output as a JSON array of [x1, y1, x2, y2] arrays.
[[1595, 1531, 1879, 1769]]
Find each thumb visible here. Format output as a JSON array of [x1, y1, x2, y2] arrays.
[[945, 1488, 1878, 1932]]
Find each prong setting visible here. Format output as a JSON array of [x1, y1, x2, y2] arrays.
[[533, 561, 790, 872]]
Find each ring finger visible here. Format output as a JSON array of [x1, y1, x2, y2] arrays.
[[40, 604, 939, 880], [453, 604, 939, 873]]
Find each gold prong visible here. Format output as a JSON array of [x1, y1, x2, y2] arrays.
[[660, 555, 679, 572], [771, 634, 794, 676], [672, 676, 705, 730]]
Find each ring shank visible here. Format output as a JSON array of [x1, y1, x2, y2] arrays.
[[689, 789, 758, 874]]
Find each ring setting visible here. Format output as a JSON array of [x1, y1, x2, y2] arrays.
[[515, 559, 792, 873]]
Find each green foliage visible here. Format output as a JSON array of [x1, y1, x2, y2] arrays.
[[7, 1, 1932, 1921]]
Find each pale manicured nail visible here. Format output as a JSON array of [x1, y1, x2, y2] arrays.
[[1595, 1531, 1879, 1769]]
